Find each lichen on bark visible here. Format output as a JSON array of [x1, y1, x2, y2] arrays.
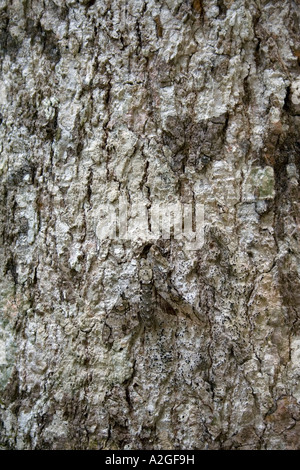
[[0, 0, 300, 450]]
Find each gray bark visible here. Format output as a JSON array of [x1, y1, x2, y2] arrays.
[[0, 0, 300, 450]]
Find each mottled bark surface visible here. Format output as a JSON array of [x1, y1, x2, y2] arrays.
[[0, 0, 300, 450]]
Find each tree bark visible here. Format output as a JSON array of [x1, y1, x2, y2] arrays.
[[0, 0, 300, 450]]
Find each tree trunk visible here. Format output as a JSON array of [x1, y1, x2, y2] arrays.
[[0, 0, 300, 450]]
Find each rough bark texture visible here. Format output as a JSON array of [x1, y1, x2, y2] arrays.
[[0, 0, 300, 450]]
